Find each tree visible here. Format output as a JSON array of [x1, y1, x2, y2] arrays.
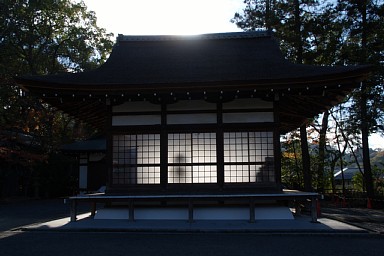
[[232, 0, 384, 199], [335, 0, 384, 201], [0, 0, 114, 197], [0, 0, 113, 144], [292, 0, 312, 192], [1, 0, 113, 76], [281, 131, 303, 189], [232, 0, 322, 63]]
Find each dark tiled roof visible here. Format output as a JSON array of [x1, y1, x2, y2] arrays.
[[16, 31, 370, 92], [61, 137, 106, 152], [116, 31, 269, 41], [334, 168, 364, 180]]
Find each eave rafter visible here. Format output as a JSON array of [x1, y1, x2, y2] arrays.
[[43, 97, 106, 131]]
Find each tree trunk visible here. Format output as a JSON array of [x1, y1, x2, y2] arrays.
[[265, 0, 271, 31], [361, 83, 374, 200], [293, 0, 303, 62], [300, 124, 312, 191], [294, 0, 311, 192], [359, 1, 374, 202], [292, 138, 302, 187], [317, 111, 329, 193], [330, 158, 337, 194]]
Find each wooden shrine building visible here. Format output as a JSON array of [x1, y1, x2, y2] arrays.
[[16, 31, 371, 222]]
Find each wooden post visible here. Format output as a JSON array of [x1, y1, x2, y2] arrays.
[[310, 197, 318, 223], [90, 202, 97, 217], [249, 198, 255, 223], [70, 199, 77, 222], [188, 199, 194, 223], [129, 200, 135, 221]]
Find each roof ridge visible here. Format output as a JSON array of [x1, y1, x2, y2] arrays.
[[116, 31, 271, 42]]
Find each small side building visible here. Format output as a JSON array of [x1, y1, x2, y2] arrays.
[[61, 137, 106, 193]]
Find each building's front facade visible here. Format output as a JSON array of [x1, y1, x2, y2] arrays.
[[16, 31, 371, 198]]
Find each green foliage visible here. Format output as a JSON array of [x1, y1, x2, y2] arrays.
[[352, 165, 384, 194], [0, 0, 114, 197], [281, 133, 303, 189], [337, 1, 384, 136], [0, 0, 114, 75], [232, 0, 325, 64], [0, 0, 113, 147], [281, 131, 311, 188]]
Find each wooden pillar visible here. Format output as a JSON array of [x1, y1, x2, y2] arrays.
[[310, 196, 318, 223], [273, 93, 282, 189], [216, 102, 224, 189], [249, 198, 255, 223], [90, 202, 97, 217], [160, 102, 168, 190], [105, 98, 113, 192], [129, 200, 135, 221], [70, 199, 77, 222], [188, 199, 194, 223]]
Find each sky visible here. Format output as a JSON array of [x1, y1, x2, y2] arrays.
[[81, 0, 384, 149], [82, 0, 244, 36]]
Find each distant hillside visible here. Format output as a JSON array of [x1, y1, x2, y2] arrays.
[[370, 150, 384, 168], [343, 148, 384, 169]]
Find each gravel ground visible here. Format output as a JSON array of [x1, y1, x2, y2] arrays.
[[0, 198, 89, 231], [321, 205, 384, 234]]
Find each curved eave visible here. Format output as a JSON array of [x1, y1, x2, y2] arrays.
[[15, 65, 372, 134], [15, 65, 371, 95]]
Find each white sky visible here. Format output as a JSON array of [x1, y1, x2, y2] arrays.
[[82, 0, 244, 36], [368, 133, 384, 150]]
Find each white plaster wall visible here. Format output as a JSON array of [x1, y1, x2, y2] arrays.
[[112, 115, 161, 126], [167, 100, 216, 111], [223, 98, 273, 110], [167, 113, 217, 124], [113, 101, 160, 112], [223, 112, 274, 123]]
